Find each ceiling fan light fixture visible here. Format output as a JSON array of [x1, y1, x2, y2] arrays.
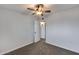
[[36, 11, 42, 15], [27, 4, 51, 16]]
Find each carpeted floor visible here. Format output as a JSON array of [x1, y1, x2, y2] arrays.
[[5, 39, 79, 55]]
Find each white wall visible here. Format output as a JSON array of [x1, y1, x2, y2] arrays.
[[46, 6, 79, 53], [0, 7, 34, 54]]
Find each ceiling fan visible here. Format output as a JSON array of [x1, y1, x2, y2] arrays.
[[27, 4, 51, 16]]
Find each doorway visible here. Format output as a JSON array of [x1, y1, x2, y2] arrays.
[[40, 21, 46, 40], [34, 20, 46, 43]]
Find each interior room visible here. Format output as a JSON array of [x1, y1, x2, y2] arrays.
[[0, 4, 79, 55]]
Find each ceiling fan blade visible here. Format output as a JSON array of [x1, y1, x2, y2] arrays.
[[45, 10, 51, 13], [27, 8, 35, 11]]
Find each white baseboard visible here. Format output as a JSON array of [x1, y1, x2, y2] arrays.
[[46, 41, 79, 54], [1, 41, 33, 55]]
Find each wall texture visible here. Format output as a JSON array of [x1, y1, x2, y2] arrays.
[[0, 7, 34, 54], [46, 6, 79, 53]]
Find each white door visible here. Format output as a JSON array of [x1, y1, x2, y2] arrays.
[[40, 21, 46, 39], [34, 20, 40, 42]]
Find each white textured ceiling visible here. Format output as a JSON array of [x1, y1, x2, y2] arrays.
[[0, 4, 79, 16], [54, 4, 79, 12]]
